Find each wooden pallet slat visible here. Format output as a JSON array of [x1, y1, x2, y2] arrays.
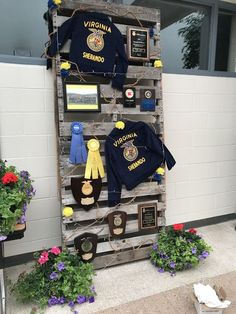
[[60, 0, 160, 23], [61, 182, 165, 205]]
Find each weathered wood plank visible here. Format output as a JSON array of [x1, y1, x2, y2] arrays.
[[67, 65, 161, 80], [61, 182, 165, 205], [68, 233, 157, 254], [59, 119, 159, 137], [62, 200, 165, 223], [57, 82, 162, 100], [59, 40, 160, 59], [59, 1, 160, 23], [55, 17, 160, 33], [92, 245, 152, 269], [63, 216, 165, 243]]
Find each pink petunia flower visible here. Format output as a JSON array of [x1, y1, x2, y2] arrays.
[[38, 251, 49, 264], [50, 247, 61, 255]]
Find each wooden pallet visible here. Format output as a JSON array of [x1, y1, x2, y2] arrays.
[[52, 0, 165, 269]]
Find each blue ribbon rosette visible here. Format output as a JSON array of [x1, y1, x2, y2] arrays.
[[69, 122, 87, 164]]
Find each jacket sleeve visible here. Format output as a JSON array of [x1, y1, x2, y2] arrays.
[[105, 140, 122, 207], [144, 123, 176, 170], [47, 16, 74, 57], [112, 26, 129, 90]]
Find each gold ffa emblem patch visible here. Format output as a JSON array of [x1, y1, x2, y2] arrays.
[[87, 28, 105, 52], [121, 140, 138, 162]]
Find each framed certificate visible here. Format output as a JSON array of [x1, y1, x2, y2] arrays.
[[64, 82, 100, 112], [127, 27, 150, 61]]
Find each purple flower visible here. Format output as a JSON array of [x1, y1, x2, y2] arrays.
[[50, 272, 59, 280], [158, 268, 165, 273], [152, 244, 158, 250], [201, 251, 209, 258], [169, 261, 175, 269], [20, 215, 26, 224], [77, 295, 86, 304], [20, 170, 29, 179], [198, 255, 204, 261], [58, 297, 65, 304], [90, 286, 96, 293], [68, 300, 75, 308], [74, 311, 79, 314], [88, 296, 95, 303], [48, 296, 58, 306], [57, 262, 65, 272], [191, 247, 197, 254], [0, 235, 7, 241], [22, 203, 27, 214]]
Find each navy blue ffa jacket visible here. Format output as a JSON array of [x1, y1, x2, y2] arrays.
[[105, 121, 176, 207], [47, 12, 128, 90]]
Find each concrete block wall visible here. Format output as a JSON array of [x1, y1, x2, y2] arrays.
[[0, 63, 236, 257], [0, 63, 61, 257], [164, 74, 236, 225]]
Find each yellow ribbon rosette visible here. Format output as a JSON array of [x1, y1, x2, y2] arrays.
[[85, 139, 105, 179]]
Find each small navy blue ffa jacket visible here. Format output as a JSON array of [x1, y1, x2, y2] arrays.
[[105, 121, 176, 207], [47, 12, 128, 90]]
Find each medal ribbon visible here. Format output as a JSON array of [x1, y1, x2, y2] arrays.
[[85, 139, 105, 179], [69, 122, 87, 164]]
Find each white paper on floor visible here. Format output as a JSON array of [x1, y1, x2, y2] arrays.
[[194, 283, 231, 308]]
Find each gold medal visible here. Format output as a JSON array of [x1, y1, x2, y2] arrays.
[[81, 180, 93, 195]]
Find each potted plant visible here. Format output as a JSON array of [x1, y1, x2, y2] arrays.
[[0, 159, 35, 241], [11, 247, 96, 312], [150, 223, 212, 276]]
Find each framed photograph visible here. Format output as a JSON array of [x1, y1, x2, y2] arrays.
[[138, 203, 158, 230], [64, 82, 100, 112], [127, 26, 150, 61]]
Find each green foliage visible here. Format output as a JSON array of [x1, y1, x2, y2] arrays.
[[150, 225, 212, 275], [0, 159, 35, 237], [178, 13, 204, 69], [11, 248, 96, 310]]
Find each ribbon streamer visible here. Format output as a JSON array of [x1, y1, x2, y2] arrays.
[[85, 139, 105, 179], [69, 122, 87, 164]]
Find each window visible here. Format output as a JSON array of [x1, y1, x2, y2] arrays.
[[215, 10, 236, 72], [0, 0, 48, 59], [124, 0, 236, 76], [158, 1, 211, 72]]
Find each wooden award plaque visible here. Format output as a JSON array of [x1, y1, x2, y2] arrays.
[[138, 203, 158, 230], [127, 26, 150, 61]]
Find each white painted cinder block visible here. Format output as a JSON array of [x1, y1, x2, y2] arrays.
[[0, 63, 60, 257], [0, 66, 236, 257], [163, 73, 236, 226]]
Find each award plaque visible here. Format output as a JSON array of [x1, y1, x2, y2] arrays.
[[74, 232, 98, 262], [107, 210, 127, 237], [71, 177, 102, 211], [127, 27, 150, 61], [123, 87, 136, 108], [140, 88, 156, 111], [138, 203, 158, 230]]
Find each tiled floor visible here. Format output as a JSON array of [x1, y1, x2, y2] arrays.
[[5, 220, 236, 314]]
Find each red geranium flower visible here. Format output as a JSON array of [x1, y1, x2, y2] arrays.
[[173, 223, 184, 231], [188, 228, 197, 234], [1, 172, 18, 185]]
